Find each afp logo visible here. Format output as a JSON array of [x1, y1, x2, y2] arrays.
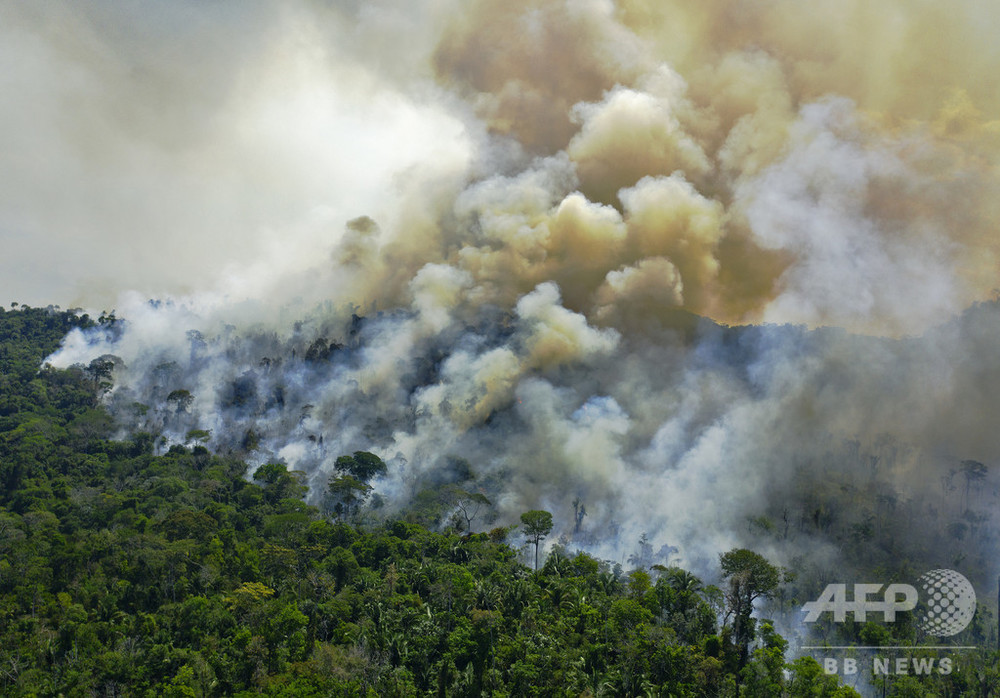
[[802, 569, 976, 637]]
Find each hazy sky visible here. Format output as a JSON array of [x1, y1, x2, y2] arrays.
[[0, 1, 470, 308]]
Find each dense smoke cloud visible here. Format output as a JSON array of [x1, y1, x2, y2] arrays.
[[0, 1, 469, 307], [21, 0, 1000, 585]]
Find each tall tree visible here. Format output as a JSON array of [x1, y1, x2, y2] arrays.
[[326, 474, 372, 520], [719, 548, 781, 668], [520, 510, 553, 571], [335, 451, 387, 483]]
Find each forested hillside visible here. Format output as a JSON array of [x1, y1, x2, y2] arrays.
[[0, 306, 835, 696], [2, 306, 997, 696]]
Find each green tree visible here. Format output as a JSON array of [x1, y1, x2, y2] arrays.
[[334, 451, 387, 483], [719, 548, 781, 668], [787, 656, 862, 697], [740, 621, 787, 697], [166, 389, 194, 413], [252, 463, 308, 505], [520, 510, 553, 571], [327, 474, 371, 520]]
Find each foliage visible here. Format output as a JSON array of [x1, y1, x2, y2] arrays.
[[520, 509, 553, 572], [0, 307, 941, 696], [720, 548, 782, 667]]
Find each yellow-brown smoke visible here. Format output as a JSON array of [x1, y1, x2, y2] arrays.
[[415, 0, 1000, 335]]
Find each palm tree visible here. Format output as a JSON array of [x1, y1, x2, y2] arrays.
[[666, 567, 703, 594]]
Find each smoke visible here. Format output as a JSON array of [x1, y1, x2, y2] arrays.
[[19, 0, 1000, 584], [0, 1, 470, 307]]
